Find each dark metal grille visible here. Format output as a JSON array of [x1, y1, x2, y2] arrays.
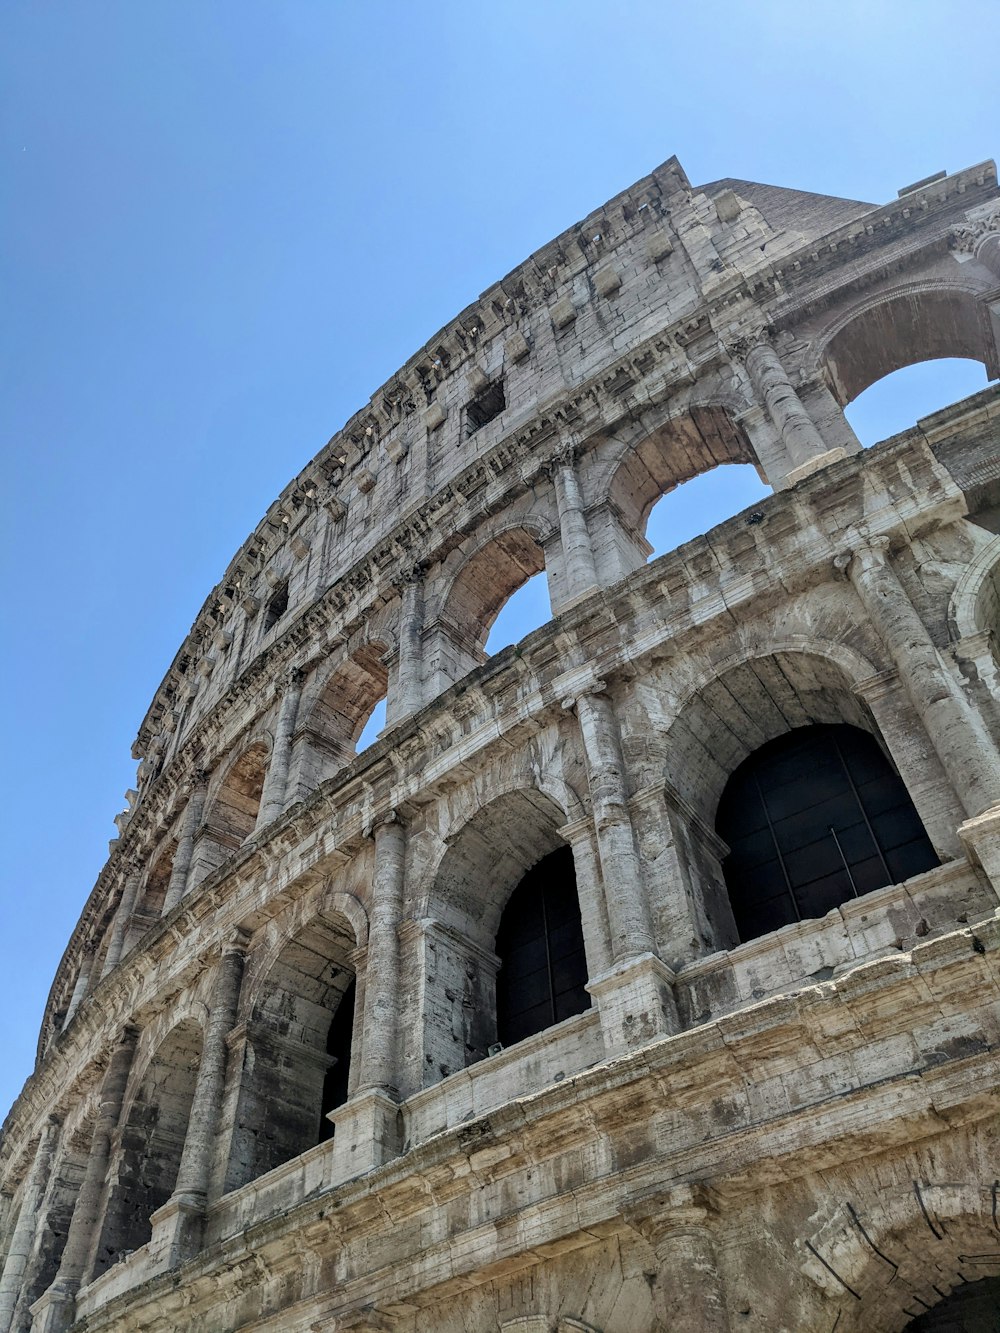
[[716, 724, 938, 943], [495, 845, 590, 1047]]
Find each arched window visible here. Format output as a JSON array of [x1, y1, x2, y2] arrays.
[[92, 1021, 202, 1276], [716, 724, 938, 943], [225, 911, 358, 1190], [902, 1275, 1000, 1330], [644, 463, 770, 560], [483, 571, 550, 655], [495, 846, 589, 1047], [844, 357, 991, 445]]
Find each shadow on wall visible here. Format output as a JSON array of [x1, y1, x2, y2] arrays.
[[845, 357, 993, 445]]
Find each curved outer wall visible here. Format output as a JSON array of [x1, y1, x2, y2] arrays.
[[1, 155, 1000, 1332]]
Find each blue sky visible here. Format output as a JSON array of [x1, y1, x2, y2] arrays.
[[2, 1, 997, 1118]]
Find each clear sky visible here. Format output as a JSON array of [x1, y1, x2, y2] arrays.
[[2, 1, 998, 1120]]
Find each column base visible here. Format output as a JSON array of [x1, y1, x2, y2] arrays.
[[29, 1283, 78, 1333], [587, 952, 679, 1055], [958, 802, 1000, 900], [148, 1192, 206, 1270], [325, 1089, 402, 1183], [784, 447, 847, 487]]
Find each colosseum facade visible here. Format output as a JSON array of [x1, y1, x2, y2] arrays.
[[2, 155, 1000, 1333]]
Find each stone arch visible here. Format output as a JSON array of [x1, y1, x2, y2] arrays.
[[665, 644, 884, 825], [135, 836, 177, 920], [294, 640, 390, 780], [421, 786, 598, 1061], [5, 1110, 95, 1328], [661, 645, 944, 949], [949, 531, 1000, 643], [817, 279, 995, 407], [438, 524, 549, 655], [800, 1177, 1000, 1332], [91, 1019, 202, 1277], [602, 404, 760, 539], [203, 740, 269, 849], [225, 900, 364, 1191]]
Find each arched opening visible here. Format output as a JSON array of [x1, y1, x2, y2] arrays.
[[716, 723, 938, 943], [204, 744, 268, 849], [608, 408, 758, 533], [303, 643, 389, 768], [495, 846, 589, 1047], [662, 649, 950, 953], [823, 287, 993, 409], [135, 841, 176, 919], [429, 789, 592, 1067], [225, 910, 359, 1190], [6, 1118, 93, 1328], [92, 1021, 202, 1276], [448, 529, 548, 654], [903, 1275, 1000, 1330], [844, 357, 992, 445], [483, 571, 550, 655], [644, 463, 771, 559]]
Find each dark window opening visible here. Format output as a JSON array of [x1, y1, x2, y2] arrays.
[[264, 581, 288, 632], [466, 380, 506, 436], [495, 846, 589, 1047], [317, 978, 355, 1142], [903, 1274, 1000, 1329], [716, 724, 938, 944]]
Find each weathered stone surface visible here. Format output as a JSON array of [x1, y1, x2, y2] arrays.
[[2, 154, 1000, 1332]]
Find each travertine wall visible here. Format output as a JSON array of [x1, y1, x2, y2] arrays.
[[1, 156, 1000, 1332]]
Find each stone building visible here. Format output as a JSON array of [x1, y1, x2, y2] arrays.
[[2, 154, 1000, 1333]]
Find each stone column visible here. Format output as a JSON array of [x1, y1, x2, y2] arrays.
[[100, 868, 141, 978], [161, 775, 208, 915], [358, 814, 406, 1094], [389, 569, 425, 723], [842, 539, 1000, 818], [61, 952, 94, 1031], [568, 683, 678, 1052], [31, 1029, 138, 1333], [150, 935, 247, 1267], [550, 447, 601, 610], [569, 686, 655, 960], [0, 1117, 61, 1333], [256, 669, 304, 830], [744, 339, 843, 482], [323, 815, 408, 1180], [628, 1184, 729, 1333]]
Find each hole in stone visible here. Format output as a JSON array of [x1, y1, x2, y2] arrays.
[[465, 381, 506, 436]]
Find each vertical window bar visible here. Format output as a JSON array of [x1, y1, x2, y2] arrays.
[[751, 769, 801, 922], [828, 825, 860, 898], [540, 888, 557, 1026], [832, 733, 893, 884]]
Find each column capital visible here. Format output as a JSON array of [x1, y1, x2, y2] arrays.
[[559, 678, 608, 711], [363, 807, 407, 840], [399, 561, 427, 587], [222, 926, 253, 957], [625, 1182, 720, 1251], [726, 325, 772, 364]]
